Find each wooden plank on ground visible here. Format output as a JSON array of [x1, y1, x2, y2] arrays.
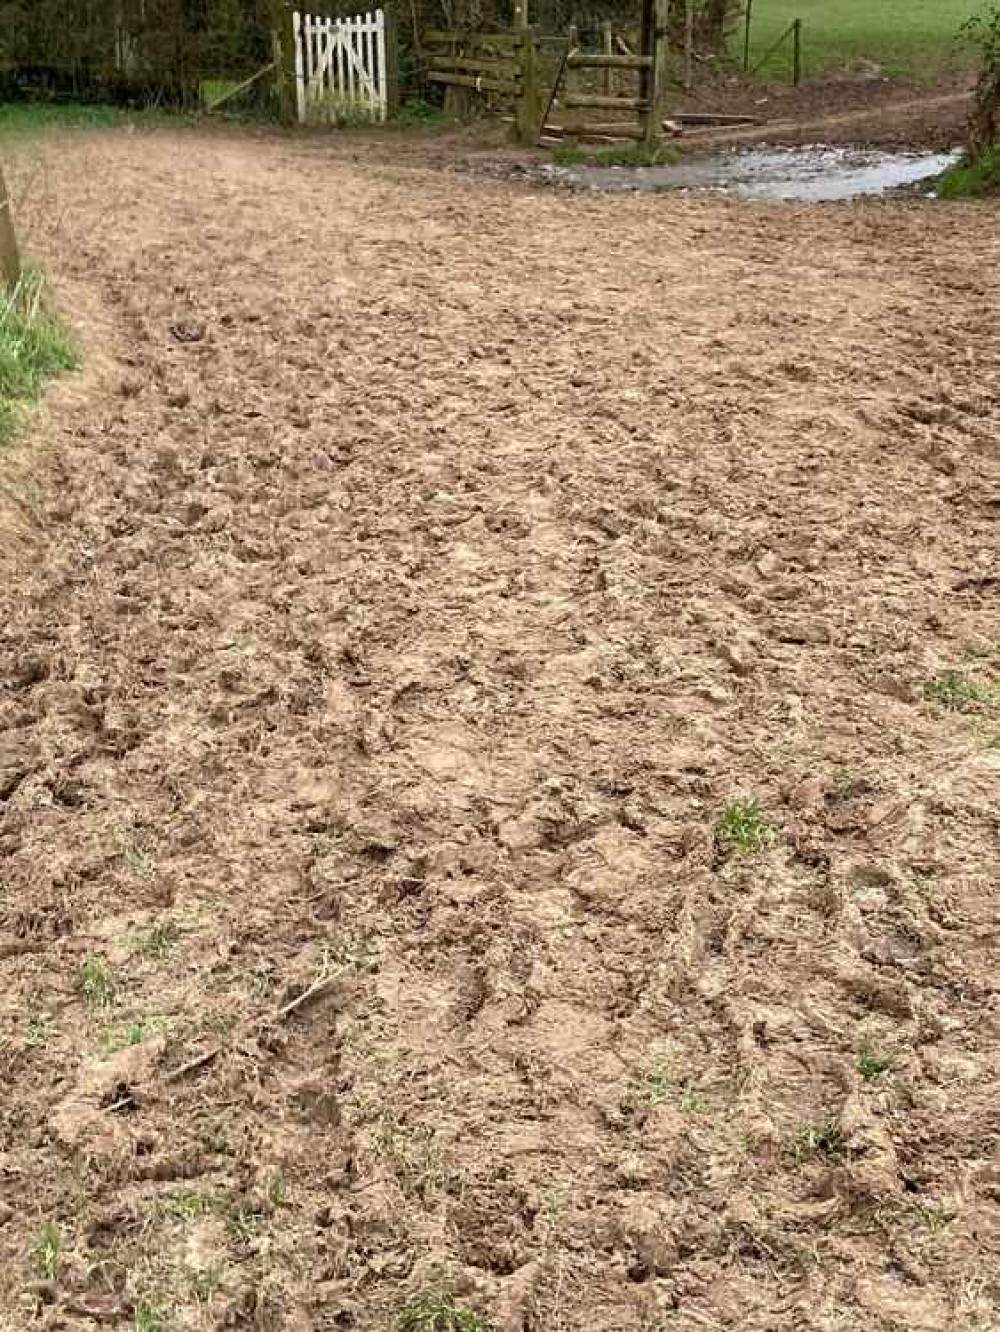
[[550, 121, 645, 140]]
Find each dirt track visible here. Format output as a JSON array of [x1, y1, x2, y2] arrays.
[[2, 126, 1000, 1331]]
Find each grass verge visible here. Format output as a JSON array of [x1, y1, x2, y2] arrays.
[[937, 145, 1000, 195], [0, 266, 78, 445], [0, 102, 136, 141]]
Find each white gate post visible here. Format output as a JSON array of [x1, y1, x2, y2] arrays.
[[292, 11, 306, 123], [376, 10, 387, 120]]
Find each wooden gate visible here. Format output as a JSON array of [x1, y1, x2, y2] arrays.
[[293, 10, 389, 123], [542, 0, 670, 149]]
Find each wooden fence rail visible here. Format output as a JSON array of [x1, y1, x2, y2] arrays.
[[567, 52, 651, 70]]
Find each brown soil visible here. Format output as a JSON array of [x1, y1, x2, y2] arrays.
[[2, 123, 1000, 1332], [670, 73, 973, 150]]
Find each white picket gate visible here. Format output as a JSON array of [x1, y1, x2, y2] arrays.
[[293, 10, 388, 124]]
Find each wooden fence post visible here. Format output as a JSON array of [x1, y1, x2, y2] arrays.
[[566, 23, 578, 106], [269, 0, 297, 123], [384, 5, 400, 119], [0, 162, 21, 291], [642, 0, 670, 151], [602, 20, 613, 96], [684, 0, 694, 92], [792, 17, 802, 86], [514, 27, 542, 144], [639, 0, 654, 109]]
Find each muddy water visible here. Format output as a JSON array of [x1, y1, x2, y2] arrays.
[[565, 145, 961, 201]]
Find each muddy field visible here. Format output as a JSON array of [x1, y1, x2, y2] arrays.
[[1, 124, 999, 1331]]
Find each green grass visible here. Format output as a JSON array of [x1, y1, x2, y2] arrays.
[[923, 668, 996, 710], [32, 1221, 62, 1280], [857, 1049, 894, 1081], [937, 146, 1000, 194], [738, 0, 982, 81], [134, 1301, 167, 1332], [81, 955, 115, 1009], [0, 266, 77, 444], [0, 102, 134, 141], [396, 97, 453, 128], [372, 1116, 456, 1199], [644, 1056, 673, 1103], [551, 140, 679, 167], [162, 1190, 219, 1222], [136, 917, 179, 959], [715, 797, 777, 857], [396, 1293, 493, 1332], [98, 1019, 146, 1052], [25, 1017, 56, 1048]]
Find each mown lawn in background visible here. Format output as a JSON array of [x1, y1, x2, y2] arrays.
[[738, 0, 983, 80]]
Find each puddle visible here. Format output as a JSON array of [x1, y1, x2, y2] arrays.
[[561, 145, 961, 202]]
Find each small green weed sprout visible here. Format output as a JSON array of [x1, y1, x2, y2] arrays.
[[32, 1221, 61, 1280], [857, 1049, 893, 1081], [134, 1300, 168, 1332], [137, 917, 179, 958], [715, 797, 777, 857], [396, 1292, 492, 1332], [924, 669, 995, 711], [82, 956, 114, 1009], [645, 1057, 672, 1104]]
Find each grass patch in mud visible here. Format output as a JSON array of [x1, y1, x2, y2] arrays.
[[857, 1049, 894, 1081], [397, 1292, 493, 1332], [31, 1221, 62, 1280], [551, 140, 680, 168], [923, 667, 997, 711], [937, 147, 1000, 197], [133, 1301, 168, 1332], [714, 796, 777, 859], [0, 265, 77, 445], [81, 955, 115, 1010]]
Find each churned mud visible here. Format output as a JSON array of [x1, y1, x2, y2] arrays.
[[1, 125, 999, 1330]]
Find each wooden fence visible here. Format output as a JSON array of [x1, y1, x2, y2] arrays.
[[422, 26, 553, 143], [421, 0, 672, 148]]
